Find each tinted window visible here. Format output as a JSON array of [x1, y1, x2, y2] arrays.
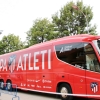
[[55, 42, 86, 68], [85, 43, 100, 72], [55, 42, 100, 72], [93, 40, 100, 54]]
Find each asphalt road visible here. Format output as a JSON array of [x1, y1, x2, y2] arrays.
[[0, 90, 97, 100]]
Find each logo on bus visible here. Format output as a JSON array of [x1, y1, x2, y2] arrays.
[[8, 55, 16, 73], [90, 82, 98, 93]]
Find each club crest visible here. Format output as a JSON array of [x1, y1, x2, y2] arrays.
[[8, 55, 16, 73], [90, 82, 98, 93]]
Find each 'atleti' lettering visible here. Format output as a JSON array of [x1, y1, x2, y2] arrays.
[[0, 49, 51, 72]]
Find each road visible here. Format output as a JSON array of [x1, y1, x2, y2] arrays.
[[0, 90, 97, 100]]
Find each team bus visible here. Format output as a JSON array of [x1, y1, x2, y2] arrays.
[[0, 34, 100, 100]]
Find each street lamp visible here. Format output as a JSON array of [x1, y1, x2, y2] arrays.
[[0, 30, 3, 34], [72, 5, 89, 34]]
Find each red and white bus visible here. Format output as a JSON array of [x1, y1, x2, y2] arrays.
[[0, 34, 100, 100]]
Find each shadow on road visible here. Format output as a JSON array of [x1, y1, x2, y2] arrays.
[[17, 89, 97, 100]]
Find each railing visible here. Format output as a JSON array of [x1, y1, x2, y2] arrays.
[[0, 82, 20, 100]]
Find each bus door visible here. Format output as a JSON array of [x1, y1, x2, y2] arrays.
[[85, 43, 100, 96]]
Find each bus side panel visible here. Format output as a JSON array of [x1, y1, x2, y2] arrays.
[[41, 45, 54, 92], [0, 53, 27, 88], [26, 44, 53, 91], [51, 46, 73, 93]]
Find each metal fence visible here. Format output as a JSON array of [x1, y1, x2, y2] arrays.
[[0, 82, 20, 100]]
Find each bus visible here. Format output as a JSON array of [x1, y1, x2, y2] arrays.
[[0, 34, 100, 100]]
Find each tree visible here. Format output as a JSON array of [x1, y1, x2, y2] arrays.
[[0, 34, 24, 54], [26, 18, 55, 47], [52, 1, 97, 38]]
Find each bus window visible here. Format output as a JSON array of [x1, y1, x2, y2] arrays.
[[55, 42, 100, 72], [93, 40, 100, 54], [55, 42, 86, 69], [84, 43, 100, 72]]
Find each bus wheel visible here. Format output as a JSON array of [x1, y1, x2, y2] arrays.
[[0, 80, 4, 89], [59, 83, 73, 100], [6, 81, 12, 91]]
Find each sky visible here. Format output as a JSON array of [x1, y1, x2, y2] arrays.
[[0, 0, 100, 41]]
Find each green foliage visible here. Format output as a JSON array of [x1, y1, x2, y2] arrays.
[[52, 1, 97, 37], [0, 34, 24, 54], [26, 18, 55, 47], [26, 1, 97, 46]]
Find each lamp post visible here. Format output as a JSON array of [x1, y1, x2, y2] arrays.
[[0, 30, 3, 34], [72, 5, 89, 34]]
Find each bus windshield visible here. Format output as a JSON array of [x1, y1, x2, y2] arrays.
[[93, 40, 100, 54]]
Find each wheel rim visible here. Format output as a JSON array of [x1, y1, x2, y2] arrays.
[[60, 87, 68, 98]]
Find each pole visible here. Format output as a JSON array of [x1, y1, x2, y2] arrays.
[[72, 5, 89, 34], [0, 30, 3, 34]]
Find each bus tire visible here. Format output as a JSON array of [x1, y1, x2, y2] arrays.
[[58, 83, 73, 100], [0, 80, 4, 89], [6, 81, 12, 91]]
